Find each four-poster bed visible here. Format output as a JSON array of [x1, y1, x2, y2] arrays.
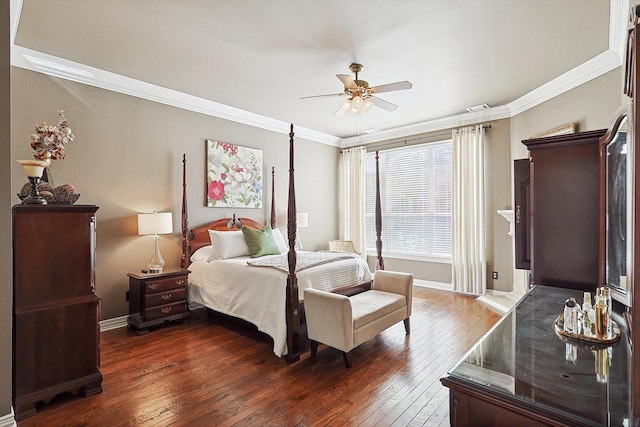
[[180, 125, 385, 362]]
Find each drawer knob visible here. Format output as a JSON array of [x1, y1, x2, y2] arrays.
[[161, 293, 172, 300], [148, 283, 158, 290], [176, 279, 185, 285], [161, 306, 173, 314]]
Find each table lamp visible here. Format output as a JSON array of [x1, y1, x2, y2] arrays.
[[137, 211, 173, 273], [17, 159, 50, 205], [296, 212, 308, 250]]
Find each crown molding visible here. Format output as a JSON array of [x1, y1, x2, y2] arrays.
[[341, 105, 512, 147], [9, 0, 22, 45], [9, 0, 626, 149], [507, 50, 622, 117], [11, 45, 342, 147]]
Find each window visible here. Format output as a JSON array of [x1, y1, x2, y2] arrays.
[[365, 140, 452, 261]]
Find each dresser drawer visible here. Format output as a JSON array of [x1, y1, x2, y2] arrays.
[[144, 275, 187, 293], [143, 301, 187, 321], [144, 288, 187, 307]]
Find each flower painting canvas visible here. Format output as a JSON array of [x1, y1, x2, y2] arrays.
[[206, 140, 262, 208]]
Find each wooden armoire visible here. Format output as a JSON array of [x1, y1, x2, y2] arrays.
[[517, 129, 606, 290], [12, 205, 103, 420]]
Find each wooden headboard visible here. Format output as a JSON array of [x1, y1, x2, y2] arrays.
[[183, 161, 279, 261], [189, 216, 265, 255]]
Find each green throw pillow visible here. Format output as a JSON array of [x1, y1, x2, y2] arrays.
[[242, 226, 281, 258]]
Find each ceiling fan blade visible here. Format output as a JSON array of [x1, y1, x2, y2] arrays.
[[370, 81, 413, 94], [370, 96, 398, 112], [300, 93, 343, 100], [337, 74, 357, 90]]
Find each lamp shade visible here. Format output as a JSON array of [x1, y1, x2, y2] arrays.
[[137, 212, 173, 236], [296, 212, 308, 228]]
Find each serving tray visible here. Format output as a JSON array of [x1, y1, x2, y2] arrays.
[[554, 314, 621, 346]]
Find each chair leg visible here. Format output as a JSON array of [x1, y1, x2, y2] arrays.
[[310, 340, 318, 359], [404, 318, 411, 334], [343, 351, 352, 369]]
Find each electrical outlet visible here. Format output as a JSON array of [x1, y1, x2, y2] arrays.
[[492, 271, 498, 280]]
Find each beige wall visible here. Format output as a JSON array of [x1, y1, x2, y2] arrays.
[[0, 0, 12, 420], [511, 68, 623, 160], [11, 68, 340, 320]]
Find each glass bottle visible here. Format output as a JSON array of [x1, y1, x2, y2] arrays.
[[602, 287, 612, 338], [564, 297, 579, 334], [582, 291, 594, 337], [595, 289, 607, 339]]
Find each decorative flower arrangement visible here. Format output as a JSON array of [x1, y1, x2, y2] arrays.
[[29, 110, 75, 161], [17, 110, 80, 205]]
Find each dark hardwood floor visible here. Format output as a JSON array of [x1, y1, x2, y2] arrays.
[[18, 287, 502, 427]]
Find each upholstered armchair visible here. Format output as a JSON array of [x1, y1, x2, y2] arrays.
[[304, 270, 413, 368]]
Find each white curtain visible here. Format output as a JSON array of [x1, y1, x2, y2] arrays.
[[338, 147, 367, 257], [452, 125, 487, 294]]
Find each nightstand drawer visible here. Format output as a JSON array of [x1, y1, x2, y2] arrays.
[[145, 288, 187, 307], [127, 268, 191, 335], [144, 276, 187, 293], [143, 301, 187, 321]]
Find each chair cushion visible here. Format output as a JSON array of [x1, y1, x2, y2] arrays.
[[350, 290, 406, 330]]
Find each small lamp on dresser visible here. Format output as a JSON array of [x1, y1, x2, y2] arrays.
[[137, 211, 173, 273]]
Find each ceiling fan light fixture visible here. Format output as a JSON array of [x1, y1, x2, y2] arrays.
[[352, 95, 364, 108], [341, 99, 352, 111], [363, 98, 373, 111]]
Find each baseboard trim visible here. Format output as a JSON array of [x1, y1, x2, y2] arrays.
[[99, 315, 128, 332], [413, 279, 451, 291], [0, 408, 17, 427]]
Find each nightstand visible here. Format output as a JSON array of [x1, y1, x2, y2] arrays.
[[127, 268, 190, 335]]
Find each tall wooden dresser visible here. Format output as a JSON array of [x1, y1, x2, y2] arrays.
[[517, 129, 606, 290], [12, 205, 103, 420]]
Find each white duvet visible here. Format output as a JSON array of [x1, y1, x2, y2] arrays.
[[188, 250, 371, 357]]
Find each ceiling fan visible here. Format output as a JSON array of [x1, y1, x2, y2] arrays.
[[300, 63, 413, 115]]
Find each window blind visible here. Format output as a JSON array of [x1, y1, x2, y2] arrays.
[[365, 140, 452, 259]]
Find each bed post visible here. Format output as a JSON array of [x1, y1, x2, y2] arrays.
[[286, 124, 300, 363], [181, 153, 189, 269], [271, 166, 277, 229], [375, 150, 384, 270]]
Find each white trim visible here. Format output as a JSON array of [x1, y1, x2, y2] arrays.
[[507, 50, 622, 118], [99, 315, 128, 332], [342, 106, 511, 147], [0, 408, 17, 427], [10, 45, 342, 147], [477, 289, 525, 315], [9, 0, 21, 46], [609, 0, 630, 57], [7, 3, 627, 148], [414, 278, 451, 291]]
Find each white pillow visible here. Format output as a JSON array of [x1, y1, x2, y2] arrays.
[[271, 228, 288, 252], [208, 229, 250, 259], [190, 245, 216, 263]]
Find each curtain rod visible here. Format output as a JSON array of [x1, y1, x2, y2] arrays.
[[353, 124, 491, 152]]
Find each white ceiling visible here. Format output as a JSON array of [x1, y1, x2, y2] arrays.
[[10, 0, 625, 147]]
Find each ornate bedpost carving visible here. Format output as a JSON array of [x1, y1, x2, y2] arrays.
[[375, 150, 385, 270], [271, 166, 277, 229], [181, 154, 189, 269], [286, 123, 300, 363]]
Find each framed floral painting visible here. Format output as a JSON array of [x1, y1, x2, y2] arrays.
[[206, 140, 262, 208]]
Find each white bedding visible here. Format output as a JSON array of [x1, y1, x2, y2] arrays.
[[188, 250, 371, 357]]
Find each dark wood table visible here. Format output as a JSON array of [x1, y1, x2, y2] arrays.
[[441, 285, 632, 427]]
